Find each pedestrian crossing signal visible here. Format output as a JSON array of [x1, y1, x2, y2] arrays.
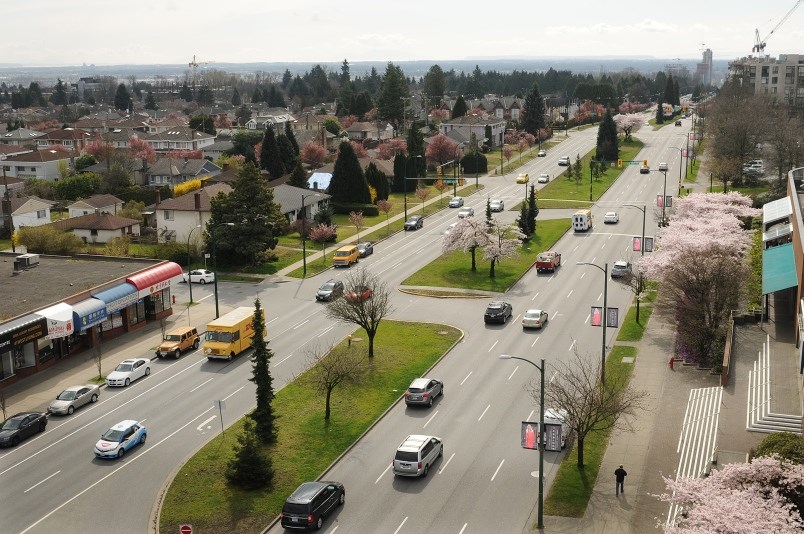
[[617, 159, 622, 168]]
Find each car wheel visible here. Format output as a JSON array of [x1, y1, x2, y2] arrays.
[[118, 447, 125, 458], [67, 405, 74, 415], [200, 279, 206, 285], [438, 445, 443, 458], [423, 463, 429, 477], [11, 437, 19, 446], [192, 339, 200, 349], [140, 433, 146, 445], [228, 353, 234, 362], [315, 516, 323, 530], [428, 396, 433, 407], [339, 491, 345, 505], [145, 367, 151, 376], [91, 394, 98, 403], [124, 378, 130, 387], [174, 350, 181, 359]]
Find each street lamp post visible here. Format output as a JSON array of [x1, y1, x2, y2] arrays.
[[623, 204, 646, 257], [668, 146, 684, 190], [211, 222, 235, 319], [0, 154, 15, 253], [576, 261, 609, 385], [186, 225, 201, 304], [660, 167, 668, 226], [499, 354, 545, 529], [300, 194, 312, 277], [403, 155, 422, 221]]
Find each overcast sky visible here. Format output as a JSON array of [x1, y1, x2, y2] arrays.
[[3, 0, 803, 66]]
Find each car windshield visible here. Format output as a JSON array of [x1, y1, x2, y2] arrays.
[[1, 418, 23, 430], [114, 363, 133, 372], [320, 283, 335, 291], [57, 390, 77, 400], [164, 334, 181, 341], [206, 331, 234, 343], [406, 218, 417, 223], [101, 428, 123, 442], [487, 303, 503, 311], [525, 311, 542, 319]]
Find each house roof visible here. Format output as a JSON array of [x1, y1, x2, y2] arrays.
[[50, 213, 140, 232], [1, 195, 56, 215], [155, 183, 232, 212], [4, 149, 72, 163], [0, 145, 33, 157], [442, 115, 506, 126], [1, 128, 46, 141], [203, 140, 234, 152], [147, 158, 220, 177], [271, 184, 330, 214], [67, 194, 123, 210], [150, 116, 188, 128], [41, 128, 94, 141], [145, 127, 215, 142]]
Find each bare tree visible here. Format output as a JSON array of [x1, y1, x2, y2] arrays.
[[415, 186, 430, 215], [325, 268, 393, 358], [527, 349, 648, 468], [434, 180, 450, 206], [94, 342, 103, 380], [303, 342, 368, 421], [348, 211, 364, 242], [377, 200, 392, 234]]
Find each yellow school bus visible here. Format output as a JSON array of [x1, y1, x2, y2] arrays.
[[204, 307, 265, 361]]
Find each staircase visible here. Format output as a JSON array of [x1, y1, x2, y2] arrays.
[[746, 334, 803, 435]]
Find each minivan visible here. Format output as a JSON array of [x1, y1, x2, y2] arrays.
[[332, 245, 359, 267], [280, 481, 345, 531], [392, 434, 443, 477]]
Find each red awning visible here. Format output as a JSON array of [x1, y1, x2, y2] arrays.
[[126, 262, 183, 290]]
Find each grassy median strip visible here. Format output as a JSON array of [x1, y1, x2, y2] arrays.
[[159, 321, 461, 534], [616, 306, 653, 342]]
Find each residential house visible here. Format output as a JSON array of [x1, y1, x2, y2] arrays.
[[67, 194, 124, 218], [80, 158, 148, 187], [72, 118, 108, 133], [0, 128, 46, 147], [345, 121, 394, 142], [0, 195, 55, 230], [35, 128, 95, 153], [245, 110, 295, 131], [145, 157, 221, 188], [0, 149, 73, 180], [270, 184, 330, 222], [0, 175, 25, 197], [154, 183, 232, 243], [143, 127, 216, 153], [439, 115, 506, 148], [202, 140, 234, 160], [147, 116, 188, 134], [49, 213, 141, 244]]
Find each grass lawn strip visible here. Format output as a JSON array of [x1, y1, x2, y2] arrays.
[[616, 306, 653, 342], [159, 321, 461, 534]]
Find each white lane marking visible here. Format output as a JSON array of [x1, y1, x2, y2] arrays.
[[266, 317, 279, 324], [527, 409, 535, 421], [585, 313, 590, 324], [580, 272, 586, 279], [423, 410, 439, 429], [197, 294, 213, 302], [531, 291, 540, 301], [196, 415, 216, 431], [460, 372, 472, 385], [393, 517, 409, 534], [19, 408, 214, 534], [597, 292, 603, 302], [550, 371, 558, 383], [23, 470, 60, 493], [531, 336, 540, 348], [568, 339, 576, 352], [275, 353, 294, 365], [439, 452, 455, 474], [491, 459, 505, 481], [573, 244, 580, 252], [600, 241, 606, 249], [566, 290, 573, 298], [375, 464, 392, 484], [293, 319, 309, 329], [547, 275, 554, 283], [591, 256, 597, 263], [507, 366, 519, 380], [222, 387, 244, 402], [318, 325, 335, 337], [478, 404, 491, 421], [190, 377, 214, 393], [329, 527, 338, 534], [488, 340, 498, 353], [458, 524, 468, 534], [391, 261, 403, 270]]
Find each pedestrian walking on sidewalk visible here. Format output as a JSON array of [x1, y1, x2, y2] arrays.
[[615, 465, 627, 496]]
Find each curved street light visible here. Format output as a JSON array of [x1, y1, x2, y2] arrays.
[[210, 222, 235, 318], [301, 194, 312, 277], [576, 261, 609, 385], [186, 224, 201, 304]]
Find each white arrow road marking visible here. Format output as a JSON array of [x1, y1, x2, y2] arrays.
[[196, 415, 216, 431]]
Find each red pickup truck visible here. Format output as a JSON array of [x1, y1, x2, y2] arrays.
[[535, 251, 561, 273]]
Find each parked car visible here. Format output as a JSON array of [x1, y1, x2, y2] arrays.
[[516, 173, 529, 184], [604, 211, 619, 224], [281, 481, 345, 531], [106, 358, 151, 387], [356, 242, 374, 257], [611, 260, 632, 279], [522, 309, 548, 329], [345, 285, 372, 303], [404, 378, 443, 407], [537, 173, 550, 183], [93, 419, 147, 458], [489, 199, 504, 212], [448, 197, 464, 208], [48, 384, 100, 415], [316, 279, 344, 302], [0, 412, 47, 447], [458, 207, 474, 218], [392, 434, 443, 477], [182, 269, 215, 284], [404, 216, 424, 231], [156, 326, 200, 359], [484, 301, 513, 324], [675, 120, 682, 126], [558, 156, 570, 166], [537, 149, 547, 157]]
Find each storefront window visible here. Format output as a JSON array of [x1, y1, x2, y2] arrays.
[[151, 290, 166, 314], [0, 350, 12, 380], [128, 300, 146, 325], [15, 344, 36, 369], [38, 338, 54, 364]]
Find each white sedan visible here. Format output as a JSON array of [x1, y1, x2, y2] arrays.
[[182, 269, 215, 284], [604, 212, 619, 224], [537, 173, 551, 183], [106, 358, 151, 387], [458, 207, 474, 218]]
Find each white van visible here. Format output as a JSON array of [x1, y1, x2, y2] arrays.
[[572, 209, 593, 232]]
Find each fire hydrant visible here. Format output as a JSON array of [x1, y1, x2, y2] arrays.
[[668, 356, 675, 371], [348, 335, 352, 348]]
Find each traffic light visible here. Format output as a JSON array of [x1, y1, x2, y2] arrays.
[[617, 159, 622, 168], [643, 159, 649, 167]]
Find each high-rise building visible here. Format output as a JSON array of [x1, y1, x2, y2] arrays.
[[728, 54, 804, 110], [695, 48, 713, 87]]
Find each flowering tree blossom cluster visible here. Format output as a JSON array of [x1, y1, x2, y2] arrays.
[[429, 109, 449, 122], [166, 149, 203, 160], [300, 141, 327, 168], [442, 217, 523, 277], [504, 129, 536, 147], [618, 101, 650, 114], [656, 456, 804, 533], [340, 115, 359, 129], [613, 114, 644, 141], [84, 139, 113, 161], [128, 137, 156, 164], [483, 221, 526, 278], [213, 113, 232, 129], [574, 100, 606, 124], [425, 133, 461, 167], [376, 138, 407, 160]]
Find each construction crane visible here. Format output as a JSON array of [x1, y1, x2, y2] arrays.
[[188, 54, 215, 85], [753, 0, 803, 54]]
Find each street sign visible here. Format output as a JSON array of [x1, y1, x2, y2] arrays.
[[443, 179, 455, 185], [645, 237, 654, 252], [606, 307, 619, 328], [180, 525, 193, 534]]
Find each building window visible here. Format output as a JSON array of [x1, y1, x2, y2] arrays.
[[90, 229, 98, 236], [37, 210, 46, 218], [164, 210, 174, 220]]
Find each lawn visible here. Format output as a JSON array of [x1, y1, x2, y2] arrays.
[[616, 306, 653, 342], [401, 218, 572, 292], [536, 139, 645, 209], [543, 344, 638, 518], [160, 321, 461, 534]]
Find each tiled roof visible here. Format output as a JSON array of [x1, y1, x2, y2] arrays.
[[4, 149, 72, 162], [41, 128, 94, 141], [50, 213, 140, 231], [147, 158, 220, 176], [271, 184, 330, 214], [145, 127, 215, 142], [68, 194, 123, 210], [155, 183, 232, 212], [1, 128, 45, 141]]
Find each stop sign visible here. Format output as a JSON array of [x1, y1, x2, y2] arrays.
[[179, 525, 193, 534]]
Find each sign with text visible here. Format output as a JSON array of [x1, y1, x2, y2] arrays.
[[645, 236, 655, 252], [591, 307, 618, 327]]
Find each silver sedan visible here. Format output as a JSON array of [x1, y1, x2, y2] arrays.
[[48, 384, 100, 415]]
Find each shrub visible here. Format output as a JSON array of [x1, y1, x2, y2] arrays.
[[752, 432, 804, 464], [17, 226, 83, 255], [226, 418, 273, 490], [331, 202, 379, 217]]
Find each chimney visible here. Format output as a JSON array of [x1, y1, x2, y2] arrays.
[[194, 192, 201, 210], [94, 208, 99, 216], [155, 190, 161, 206], [223, 163, 230, 171]]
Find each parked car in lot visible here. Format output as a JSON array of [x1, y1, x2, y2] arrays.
[[404, 215, 424, 231], [182, 269, 215, 284], [316, 279, 344, 302], [448, 197, 464, 208], [393, 434, 443, 477], [458, 207, 474, 218], [356, 242, 374, 257], [484, 301, 513, 324], [522, 309, 548, 329], [281, 481, 345, 531], [537, 149, 547, 157], [106, 358, 151, 387], [156, 326, 200, 359], [0, 412, 47, 447], [345, 285, 372, 303], [489, 199, 504, 212], [558, 156, 571, 166], [48, 384, 100, 415], [404, 378, 443, 407], [93, 419, 146, 458], [604, 211, 619, 224], [537, 173, 550, 183], [516, 173, 529, 184], [611, 260, 632, 279]]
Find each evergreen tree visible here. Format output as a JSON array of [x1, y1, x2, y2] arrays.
[[287, 158, 308, 189], [485, 198, 493, 224], [190, 114, 216, 135], [518, 201, 530, 238], [196, 85, 214, 106], [248, 299, 277, 444], [352, 91, 373, 118], [226, 417, 273, 489], [391, 153, 406, 193], [423, 64, 446, 103], [276, 134, 297, 174], [281, 69, 292, 89], [27, 82, 46, 107], [664, 75, 675, 107], [451, 95, 468, 119], [329, 141, 370, 204], [595, 109, 619, 161], [235, 104, 252, 126], [51, 78, 67, 106], [284, 121, 299, 155], [406, 121, 426, 177], [376, 62, 408, 124], [231, 87, 241, 106], [527, 184, 538, 235], [521, 81, 546, 135], [114, 83, 132, 111], [365, 162, 389, 201], [260, 127, 285, 177], [251, 87, 264, 103], [144, 91, 158, 111], [574, 155, 583, 183], [656, 98, 665, 124], [179, 82, 193, 102], [484, 124, 493, 150], [266, 85, 286, 107], [673, 79, 681, 106]]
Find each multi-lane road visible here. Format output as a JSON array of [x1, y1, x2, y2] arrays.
[[0, 118, 689, 533]]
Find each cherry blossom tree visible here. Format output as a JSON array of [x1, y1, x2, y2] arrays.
[[348, 211, 364, 241], [128, 137, 156, 164], [340, 115, 359, 129], [214, 113, 233, 129], [300, 141, 327, 168], [429, 109, 449, 122], [308, 223, 337, 262], [442, 217, 489, 272], [414, 185, 430, 214], [377, 138, 407, 160], [517, 139, 528, 161], [376, 199, 392, 233], [655, 456, 804, 533], [340, 141, 368, 159], [483, 220, 525, 278], [613, 113, 643, 141], [84, 139, 114, 161], [425, 133, 459, 168], [503, 145, 513, 165], [167, 149, 202, 159]]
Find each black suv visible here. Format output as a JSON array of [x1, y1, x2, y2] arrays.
[[484, 301, 513, 324], [404, 216, 424, 231], [281, 481, 345, 531]]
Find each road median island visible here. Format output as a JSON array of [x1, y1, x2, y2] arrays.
[[158, 321, 461, 534]]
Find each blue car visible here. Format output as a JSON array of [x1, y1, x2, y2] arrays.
[[94, 420, 147, 458]]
